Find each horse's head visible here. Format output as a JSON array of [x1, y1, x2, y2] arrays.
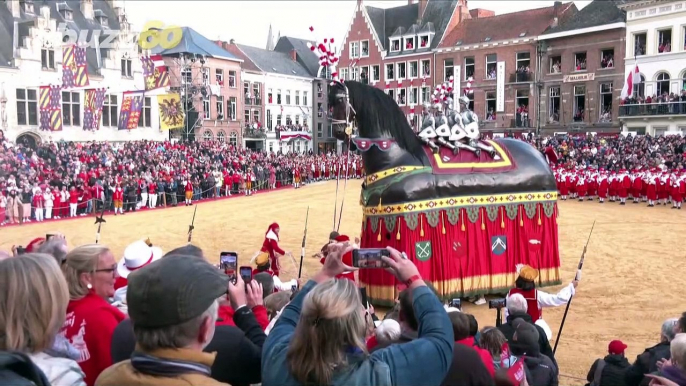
[[328, 80, 355, 141]]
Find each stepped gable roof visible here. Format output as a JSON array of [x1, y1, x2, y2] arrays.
[[274, 36, 320, 77], [152, 27, 240, 61], [439, 2, 576, 48], [0, 0, 123, 71], [365, 0, 459, 54], [542, 0, 626, 36], [236, 44, 312, 78]]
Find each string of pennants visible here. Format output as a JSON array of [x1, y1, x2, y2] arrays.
[[39, 46, 182, 132]]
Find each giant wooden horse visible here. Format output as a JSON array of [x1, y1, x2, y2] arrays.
[[329, 81, 561, 305]]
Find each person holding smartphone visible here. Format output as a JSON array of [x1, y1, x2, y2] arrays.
[[262, 243, 454, 386]]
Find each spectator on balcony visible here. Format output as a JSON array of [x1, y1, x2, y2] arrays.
[[576, 58, 587, 71], [517, 105, 529, 127], [551, 61, 561, 74], [488, 69, 497, 79], [549, 110, 559, 124], [574, 109, 585, 122], [658, 41, 671, 53], [599, 108, 612, 123], [601, 54, 614, 69], [487, 108, 496, 121]]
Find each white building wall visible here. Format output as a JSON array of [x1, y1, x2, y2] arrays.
[[622, 0, 686, 134], [1, 5, 165, 143], [263, 73, 313, 154]]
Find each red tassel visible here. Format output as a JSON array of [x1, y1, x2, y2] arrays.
[[318, 43, 326, 52], [309, 26, 314, 32], [324, 38, 328, 43], [330, 38, 335, 43], [310, 46, 315, 51]]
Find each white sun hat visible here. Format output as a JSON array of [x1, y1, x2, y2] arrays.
[[117, 239, 163, 278]]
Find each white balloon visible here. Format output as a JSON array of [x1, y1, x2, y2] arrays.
[[449, 75, 454, 81], [433, 90, 438, 95]]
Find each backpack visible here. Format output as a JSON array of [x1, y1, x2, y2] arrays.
[[0, 351, 51, 386]]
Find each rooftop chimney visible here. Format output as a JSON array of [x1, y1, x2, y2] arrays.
[[81, 0, 94, 20], [230, 38, 235, 45], [290, 49, 297, 61], [418, 0, 428, 19], [554, 1, 562, 16], [469, 8, 495, 19], [9, 0, 20, 18]]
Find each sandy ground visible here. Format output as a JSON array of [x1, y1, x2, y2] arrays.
[[2, 179, 685, 380]]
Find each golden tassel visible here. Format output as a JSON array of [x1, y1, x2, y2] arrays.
[[396, 217, 401, 240], [420, 215, 425, 237], [460, 209, 465, 231], [377, 218, 383, 242], [481, 208, 485, 231], [441, 211, 446, 235], [519, 206, 524, 227], [537, 204, 542, 226], [500, 207, 505, 229]]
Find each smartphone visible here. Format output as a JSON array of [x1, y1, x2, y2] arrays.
[[449, 298, 462, 310], [352, 249, 391, 269], [220, 252, 238, 283], [359, 287, 369, 309], [239, 266, 253, 283]]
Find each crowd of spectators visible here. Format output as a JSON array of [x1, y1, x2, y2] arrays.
[[528, 132, 686, 172], [0, 134, 360, 226], [2, 235, 686, 386], [621, 90, 686, 116]]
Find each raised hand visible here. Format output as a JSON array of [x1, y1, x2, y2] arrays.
[[381, 246, 421, 284]]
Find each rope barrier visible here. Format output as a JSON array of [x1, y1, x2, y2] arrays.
[[1, 175, 366, 220], [559, 373, 587, 383]]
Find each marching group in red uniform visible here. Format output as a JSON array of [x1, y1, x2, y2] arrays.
[[554, 166, 686, 209]]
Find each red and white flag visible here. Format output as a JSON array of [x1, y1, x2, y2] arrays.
[[620, 64, 640, 99]]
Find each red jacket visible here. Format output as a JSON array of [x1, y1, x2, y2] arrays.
[[68, 191, 79, 204], [59, 292, 126, 386], [456, 337, 496, 377], [113, 189, 123, 201], [185, 181, 193, 192], [148, 183, 156, 194], [216, 304, 270, 331]]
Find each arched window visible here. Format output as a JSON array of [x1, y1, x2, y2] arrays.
[[203, 130, 213, 142], [656, 72, 670, 96], [229, 132, 237, 146], [217, 130, 226, 143], [680, 69, 686, 92], [633, 74, 646, 98]]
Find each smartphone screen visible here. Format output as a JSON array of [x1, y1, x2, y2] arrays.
[[239, 266, 253, 283], [352, 249, 390, 269], [220, 252, 238, 283]]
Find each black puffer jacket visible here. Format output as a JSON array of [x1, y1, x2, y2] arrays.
[[498, 312, 557, 370], [625, 342, 671, 386], [587, 354, 630, 386], [524, 355, 558, 386]]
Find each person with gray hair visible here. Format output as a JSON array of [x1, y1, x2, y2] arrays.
[[36, 235, 69, 265], [625, 318, 680, 386], [498, 293, 556, 369]]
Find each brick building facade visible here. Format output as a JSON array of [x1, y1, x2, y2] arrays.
[[538, 0, 626, 134], [434, 2, 576, 133], [338, 0, 467, 127]]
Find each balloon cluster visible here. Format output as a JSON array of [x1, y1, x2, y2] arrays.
[[306, 26, 341, 83], [431, 76, 455, 109]]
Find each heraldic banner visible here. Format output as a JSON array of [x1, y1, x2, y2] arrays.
[[39, 85, 62, 131], [83, 88, 107, 131], [157, 93, 185, 130], [62, 45, 90, 88], [118, 91, 145, 131], [142, 54, 170, 91]]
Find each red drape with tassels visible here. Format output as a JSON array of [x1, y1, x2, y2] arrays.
[[359, 204, 560, 305]]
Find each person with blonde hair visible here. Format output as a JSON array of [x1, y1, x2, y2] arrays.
[[0, 253, 86, 385], [59, 244, 126, 386], [262, 243, 454, 386]]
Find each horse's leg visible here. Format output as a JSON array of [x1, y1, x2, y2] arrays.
[[437, 137, 459, 155], [455, 141, 479, 157]]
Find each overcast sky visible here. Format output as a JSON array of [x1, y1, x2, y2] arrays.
[[124, 1, 591, 49]]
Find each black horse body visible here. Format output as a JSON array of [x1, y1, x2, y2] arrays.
[[329, 81, 556, 206]]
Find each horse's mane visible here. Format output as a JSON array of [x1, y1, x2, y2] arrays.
[[343, 81, 426, 158]]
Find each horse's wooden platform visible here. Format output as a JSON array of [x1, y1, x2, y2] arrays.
[[425, 139, 516, 175]]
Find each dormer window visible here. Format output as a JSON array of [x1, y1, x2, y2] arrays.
[[95, 11, 109, 27], [390, 39, 401, 52], [64, 10, 73, 20], [22, 0, 35, 14], [404, 36, 415, 50], [57, 2, 73, 20], [420, 35, 430, 48]]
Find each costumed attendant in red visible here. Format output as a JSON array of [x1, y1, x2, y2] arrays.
[[254, 223, 289, 277], [632, 168, 643, 204], [646, 168, 659, 207], [184, 178, 193, 206], [59, 245, 126, 386], [618, 169, 631, 205], [319, 235, 357, 282], [112, 184, 124, 215], [294, 167, 301, 189], [506, 265, 578, 340], [252, 253, 298, 291], [597, 170, 609, 203], [671, 171, 685, 209]]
